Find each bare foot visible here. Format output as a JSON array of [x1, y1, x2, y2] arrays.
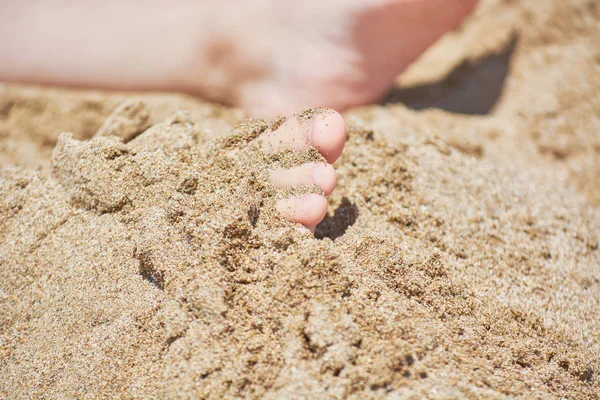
[[260, 109, 346, 229], [1, 0, 478, 116], [214, 0, 480, 116]]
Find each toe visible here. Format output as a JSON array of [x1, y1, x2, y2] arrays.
[[276, 194, 328, 226], [311, 111, 346, 164], [261, 110, 346, 164], [270, 162, 337, 196]]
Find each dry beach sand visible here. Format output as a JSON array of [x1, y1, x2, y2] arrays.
[[1, 0, 599, 398]]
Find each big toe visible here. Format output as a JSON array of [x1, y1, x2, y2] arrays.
[[260, 109, 346, 164]]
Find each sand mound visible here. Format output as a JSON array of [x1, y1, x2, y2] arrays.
[[1, 101, 599, 398]]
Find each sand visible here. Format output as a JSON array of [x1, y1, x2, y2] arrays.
[[1, 0, 599, 398]]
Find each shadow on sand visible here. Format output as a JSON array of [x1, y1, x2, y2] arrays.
[[383, 35, 518, 115], [315, 197, 359, 241]]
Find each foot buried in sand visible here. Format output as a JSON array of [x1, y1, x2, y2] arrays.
[[51, 105, 346, 236], [261, 109, 346, 230]]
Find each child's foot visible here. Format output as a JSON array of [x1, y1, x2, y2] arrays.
[[181, 0, 479, 116], [261, 110, 346, 229]]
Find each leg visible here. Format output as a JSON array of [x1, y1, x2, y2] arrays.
[[0, 0, 478, 116]]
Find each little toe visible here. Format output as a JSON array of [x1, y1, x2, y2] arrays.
[[261, 110, 346, 164], [276, 194, 328, 227], [270, 162, 337, 196]]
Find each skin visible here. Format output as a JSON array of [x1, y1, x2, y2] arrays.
[[0, 0, 477, 228], [263, 110, 346, 230]]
